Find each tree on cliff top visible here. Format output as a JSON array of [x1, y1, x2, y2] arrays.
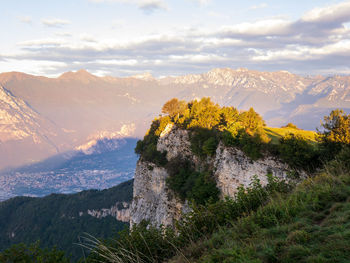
[[319, 109, 350, 144], [161, 98, 187, 118]]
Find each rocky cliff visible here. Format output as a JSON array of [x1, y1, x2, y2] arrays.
[[85, 201, 130, 222], [130, 124, 300, 228]]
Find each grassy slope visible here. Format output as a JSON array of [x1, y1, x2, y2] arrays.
[[264, 127, 317, 144], [170, 166, 350, 263]]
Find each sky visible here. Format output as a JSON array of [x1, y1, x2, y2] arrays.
[[1, 0, 350, 77]]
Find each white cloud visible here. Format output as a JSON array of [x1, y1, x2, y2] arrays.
[[41, 18, 71, 27], [79, 34, 98, 43], [89, 0, 167, 12], [302, 0, 350, 24], [18, 16, 32, 24], [94, 59, 138, 66], [18, 38, 66, 47], [221, 18, 292, 36], [4, 1, 350, 76], [0, 59, 67, 77]]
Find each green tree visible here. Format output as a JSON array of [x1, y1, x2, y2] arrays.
[[188, 98, 221, 129], [279, 133, 318, 170], [0, 242, 70, 263], [239, 107, 265, 134], [218, 106, 239, 131], [319, 109, 350, 144], [161, 98, 187, 119]]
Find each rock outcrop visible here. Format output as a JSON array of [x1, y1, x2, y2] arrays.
[[130, 124, 299, 228], [84, 202, 131, 222], [214, 143, 291, 198], [130, 160, 190, 227]]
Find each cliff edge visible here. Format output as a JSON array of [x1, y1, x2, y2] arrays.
[[130, 123, 299, 228]]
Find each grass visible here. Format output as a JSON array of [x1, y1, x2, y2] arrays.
[[264, 127, 317, 144], [169, 160, 350, 263]]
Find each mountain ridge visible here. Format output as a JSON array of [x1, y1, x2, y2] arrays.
[[0, 67, 349, 199]]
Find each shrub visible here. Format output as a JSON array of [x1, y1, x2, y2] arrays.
[[278, 133, 319, 171], [190, 128, 218, 157], [0, 242, 70, 263], [282, 123, 299, 129], [202, 137, 218, 156], [237, 131, 263, 160], [135, 118, 168, 166], [177, 175, 291, 244], [165, 158, 219, 205]]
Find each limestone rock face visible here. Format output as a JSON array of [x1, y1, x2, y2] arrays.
[[130, 160, 190, 228], [130, 125, 298, 228], [157, 123, 194, 161], [214, 143, 291, 198], [84, 201, 131, 222]]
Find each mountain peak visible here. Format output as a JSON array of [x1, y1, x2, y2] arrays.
[[58, 69, 98, 82], [0, 72, 37, 83]]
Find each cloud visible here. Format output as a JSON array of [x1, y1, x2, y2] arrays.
[[79, 34, 98, 43], [302, 0, 350, 24], [18, 38, 66, 47], [4, 1, 350, 76], [41, 18, 71, 27], [18, 16, 32, 24], [220, 18, 292, 36], [138, 0, 167, 13], [89, 0, 167, 13]]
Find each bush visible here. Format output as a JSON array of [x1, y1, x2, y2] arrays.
[[190, 128, 218, 157], [165, 158, 219, 205], [282, 123, 299, 129], [237, 131, 264, 160], [87, 175, 291, 263], [135, 118, 168, 166], [0, 242, 70, 263], [278, 133, 319, 171]]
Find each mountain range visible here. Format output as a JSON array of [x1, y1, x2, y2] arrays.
[[0, 68, 349, 199]]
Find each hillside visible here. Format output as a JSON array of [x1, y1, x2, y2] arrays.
[[83, 99, 350, 263], [0, 179, 133, 261]]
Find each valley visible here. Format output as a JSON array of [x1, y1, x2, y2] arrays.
[[0, 68, 350, 201]]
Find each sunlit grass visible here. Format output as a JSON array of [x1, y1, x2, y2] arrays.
[[264, 127, 317, 144]]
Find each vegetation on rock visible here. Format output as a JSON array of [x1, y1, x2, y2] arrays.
[[3, 97, 349, 263], [86, 105, 350, 263], [0, 180, 133, 261]]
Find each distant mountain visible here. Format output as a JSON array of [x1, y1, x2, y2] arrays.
[[0, 68, 349, 199], [0, 85, 61, 169], [0, 179, 133, 261]]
